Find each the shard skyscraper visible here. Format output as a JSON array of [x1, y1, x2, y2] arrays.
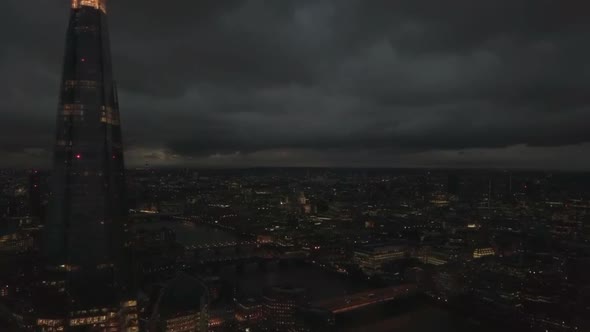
[[45, 0, 127, 292], [9, 2, 141, 330]]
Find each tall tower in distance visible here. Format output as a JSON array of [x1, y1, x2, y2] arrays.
[[45, 0, 127, 293]]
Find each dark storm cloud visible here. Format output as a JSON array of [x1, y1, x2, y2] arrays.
[[1, 0, 590, 168]]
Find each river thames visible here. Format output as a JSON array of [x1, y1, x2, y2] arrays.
[[135, 221, 502, 332]]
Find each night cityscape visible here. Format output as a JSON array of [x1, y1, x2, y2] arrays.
[[1, 0, 589, 331]]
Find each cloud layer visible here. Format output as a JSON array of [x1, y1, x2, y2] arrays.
[[2, 0, 590, 169]]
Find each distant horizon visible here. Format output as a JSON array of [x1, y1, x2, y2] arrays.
[[9, 164, 590, 174], [3, 144, 590, 172]]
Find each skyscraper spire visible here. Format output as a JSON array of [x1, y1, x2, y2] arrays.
[[71, 0, 107, 13], [33, 3, 140, 330], [46, 0, 125, 282]]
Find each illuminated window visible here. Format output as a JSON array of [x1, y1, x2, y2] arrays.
[[62, 104, 85, 116], [72, 0, 107, 13], [100, 106, 120, 125], [473, 248, 495, 259], [122, 300, 137, 308]]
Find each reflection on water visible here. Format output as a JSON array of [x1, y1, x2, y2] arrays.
[[338, 301, 500, 332], [133, 222, 501, 331], [219, 261, 368, 300], [219, 263, 500, 332]]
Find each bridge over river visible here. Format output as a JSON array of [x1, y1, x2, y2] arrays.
[[314, 284, 419, 314]]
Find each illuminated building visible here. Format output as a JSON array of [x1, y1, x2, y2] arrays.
[[207, 315, 226, 330], [35, 318, 66, 331], [150, 273, 209, 332], [257, 234, 274, 244], [11, 298, 138, 332], [353, 242, 409, 275], [71, 0, 108, 13], [0, 218, 35, 254], [473, 247, 495, 259], [32, 0, 137, 330], [235, 298, 264, 330], [0, 285, 9, 298], [416, 247, 450, 266], [298, 192, 308, 205], [429, 193, 450, 207], [0, 227, 34, 254], [66, 299, 139, 331], [263, 286, 308, 330], [45, 0, 127, 276]]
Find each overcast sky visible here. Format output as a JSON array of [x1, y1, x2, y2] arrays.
[[2, 0, 590, 169]]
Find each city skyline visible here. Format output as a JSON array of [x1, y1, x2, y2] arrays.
[[2, 2, 589, 331], [2, 0, 590, 169]]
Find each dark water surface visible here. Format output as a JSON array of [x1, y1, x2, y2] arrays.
[[133, 220, 238, 246], [338, 301, 501, 332], [135, 221, 502, 331]]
